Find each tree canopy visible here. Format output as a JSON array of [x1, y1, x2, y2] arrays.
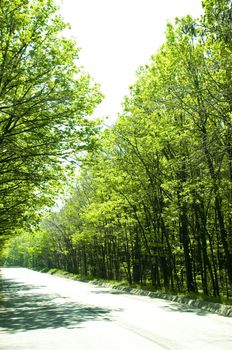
[[0, 0, 102, 238], [2, 0, 232, 299]]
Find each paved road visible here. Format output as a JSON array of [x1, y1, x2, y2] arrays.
[[0, 268, 232, 350]]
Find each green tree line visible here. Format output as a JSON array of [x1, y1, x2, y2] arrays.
[[3, 0, 232, 298], [0, 0, 102, 242]]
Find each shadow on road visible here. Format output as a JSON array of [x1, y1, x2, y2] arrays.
[[91, 289, 125, 295], [0, 279, 112, 333], [160, 302, 208, 316]]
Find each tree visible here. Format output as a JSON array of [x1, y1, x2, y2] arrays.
[[0, 0, 102, 237], [3, 0, 232, 299]]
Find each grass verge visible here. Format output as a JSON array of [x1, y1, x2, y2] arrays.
[[38, 268, 232, 306]]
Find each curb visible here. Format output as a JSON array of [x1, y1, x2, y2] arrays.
[[46, 270, 232, 318], [89, 281, 232, 317]]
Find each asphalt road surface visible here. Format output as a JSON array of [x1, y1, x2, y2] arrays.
[[0, 268, 232, 350]]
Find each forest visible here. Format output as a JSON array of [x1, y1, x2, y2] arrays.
[[1, 0, 232, 299]]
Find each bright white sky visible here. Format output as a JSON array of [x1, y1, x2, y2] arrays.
[[58, 0, 203, 124]]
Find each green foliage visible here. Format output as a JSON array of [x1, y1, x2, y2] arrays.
[[3, 0, 232, 299], [0, 0, 102, 238]]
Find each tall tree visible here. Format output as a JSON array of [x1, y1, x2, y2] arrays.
[[3, 0, 232, 299], [0, 0, 102, 237]]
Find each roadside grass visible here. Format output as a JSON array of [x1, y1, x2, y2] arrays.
[[181, 292, 232, 306], [38, 268, 232, 306]]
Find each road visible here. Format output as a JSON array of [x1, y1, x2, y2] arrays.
[[0, 268, 232, 350]]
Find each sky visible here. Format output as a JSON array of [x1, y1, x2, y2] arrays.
[[58, 0, 203, 125]]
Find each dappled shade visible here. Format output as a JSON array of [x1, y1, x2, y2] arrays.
[[0, 279, 112, 333]]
